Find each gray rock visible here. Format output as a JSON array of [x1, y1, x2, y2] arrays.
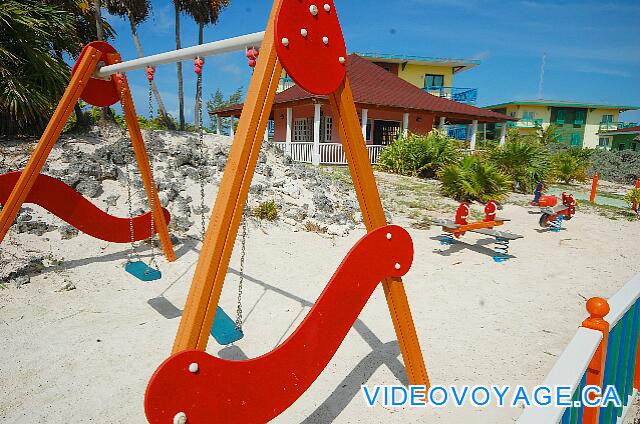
[[56, 280, 76, 292], [75, 180, 103, 198], [12, 275, 30, 288], [59, 225, 79, 240], [312, 191, 334, 213], [105, 195, 119, 207], [282, 182, 301, 199]]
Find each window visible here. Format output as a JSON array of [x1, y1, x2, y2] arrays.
[[293, 118, 311, 142], [574, 110, 585, 126], [522, 111, 534, 121], [425, 74, 445, 88], [601, 114, 613, 123], [570, 133, 581, 146], [324, 117, 333, 142], [598, 137, 611, 148], [555, 110, 566, 125], [618, 143, 626, 151]]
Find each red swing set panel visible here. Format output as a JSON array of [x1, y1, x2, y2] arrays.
[[145, 226, 413, 424], [0, 172, 170, 243]]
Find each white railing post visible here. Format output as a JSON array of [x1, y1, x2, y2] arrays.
[[285, 107, 292, 156], [403, 112, 409, 138], [470, 119, 478, 151], [230, 115, 235, 137], [215, 114, 221, 135], [312, 103, 321, 166], [439, 116, 446, 132], [361, 108, 368, 141], [500, 122, 507, 146]]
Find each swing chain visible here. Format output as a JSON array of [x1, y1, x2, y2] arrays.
[[196, 59, 207, 239], [235, 204, 247, 330], [119, 75, 138, 264], [146, 78, 159, 271]]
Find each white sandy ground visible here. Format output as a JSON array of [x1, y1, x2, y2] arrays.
[[1, 135, 639, 423]]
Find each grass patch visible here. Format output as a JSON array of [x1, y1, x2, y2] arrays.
[[253, 200, 278, 221]]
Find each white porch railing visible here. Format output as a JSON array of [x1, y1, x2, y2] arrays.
[[274, 142, 384, 165]]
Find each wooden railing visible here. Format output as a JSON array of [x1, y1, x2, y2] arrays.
[[518, 273, 640, 424]]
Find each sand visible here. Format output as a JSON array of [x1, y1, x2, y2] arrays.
[[1, 132, 638, 423]]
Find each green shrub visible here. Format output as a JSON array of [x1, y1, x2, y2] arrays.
[[377, 131, 461, 177], [551, 149, 591, 184], [589, 149, 640, 184], [489, 138, 550, 193], [438, 155, 511, 202], [253, 200, 278, 221], [624, 188, 640, 214]]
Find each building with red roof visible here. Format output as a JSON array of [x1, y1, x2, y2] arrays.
[[597, 125, 640, 151], [211, 54, 514, 165]]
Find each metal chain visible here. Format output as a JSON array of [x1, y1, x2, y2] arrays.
[[235, 204, 247, 330], [196, 64, 207, 240], [119, 76, 138, 264], [146, 79, 159, 271]]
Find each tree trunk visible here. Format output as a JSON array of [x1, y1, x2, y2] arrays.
[[194, 22, 204, 130], [175, 3, 185, 131], [127, 9, 175, 130], [93, 0, 114, 126]]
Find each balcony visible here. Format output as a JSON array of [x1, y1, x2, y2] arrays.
[[277, 76, 295, 93], [424, 86, 478, 104], [598, 121, 639, 132], [508, 118, 544, 129]]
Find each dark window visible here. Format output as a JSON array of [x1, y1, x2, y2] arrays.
[[425, 74, 445, 88], [373, 120, 401, 146]]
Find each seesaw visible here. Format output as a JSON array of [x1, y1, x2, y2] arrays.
[[22, 0, 429, 422], [0, 171, 170, 243], [434, 200, 523, 262]]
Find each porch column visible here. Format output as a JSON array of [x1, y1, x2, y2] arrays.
[[361, 108, 368, 141], [230, 115, 235, 137], [469, 119, 478, 151], [285, 107, 292, 156], [215, 114, 221, 135], [439, 116, 446, 132], [403, 112, 410, 137], [500, 122, 507, 146], [263, 126, 269, 142], [312, 103, 321, 166]]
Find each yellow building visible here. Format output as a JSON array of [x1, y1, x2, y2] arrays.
[[484, 100, 640, 149], [278, 52, 480, 105]]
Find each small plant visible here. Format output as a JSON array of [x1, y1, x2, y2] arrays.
[[303, 220, 327, 234], [624, 188, 640, 215], [253, 200, 278, 221], [551, 150, 590, 184], [438, 155, 511, 202]]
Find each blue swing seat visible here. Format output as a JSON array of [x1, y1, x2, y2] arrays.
[[211, 306, 244, 345], [125, 261, 162, 282]]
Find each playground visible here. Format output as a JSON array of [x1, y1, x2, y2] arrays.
[[1, 1, 640, 423], [0, 130, 638, 423]]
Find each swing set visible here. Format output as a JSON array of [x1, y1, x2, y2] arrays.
[[1, 0, 430, 422]]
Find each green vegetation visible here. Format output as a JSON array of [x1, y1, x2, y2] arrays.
[[490, 138, 550, 193], [624, 188, 640, 214], [438, 156, 511, 202], [253, 200, 278, 221], [590, 149, 640, 185], [551, 149, 591, 184], [377, 131, 461, 177]]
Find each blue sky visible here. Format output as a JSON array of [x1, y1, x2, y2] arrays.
[[102, 0, 640, 126]]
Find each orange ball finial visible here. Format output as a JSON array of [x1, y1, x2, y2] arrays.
[[586, 297, 610, 319]]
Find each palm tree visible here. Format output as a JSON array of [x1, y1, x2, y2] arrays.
[[173, 0, 185, 130], [105, 0, 175, 129], [0, 0, 80, 136], [182, 0, 230, 128], [44, 0, 115, 129], [91, 0, 117, 125], [537, 124, 561, 145]]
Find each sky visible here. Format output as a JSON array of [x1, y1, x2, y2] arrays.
[[101, 0, 640, 127]]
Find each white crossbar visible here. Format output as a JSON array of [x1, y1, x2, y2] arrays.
[[96, 31, 265, 77]]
